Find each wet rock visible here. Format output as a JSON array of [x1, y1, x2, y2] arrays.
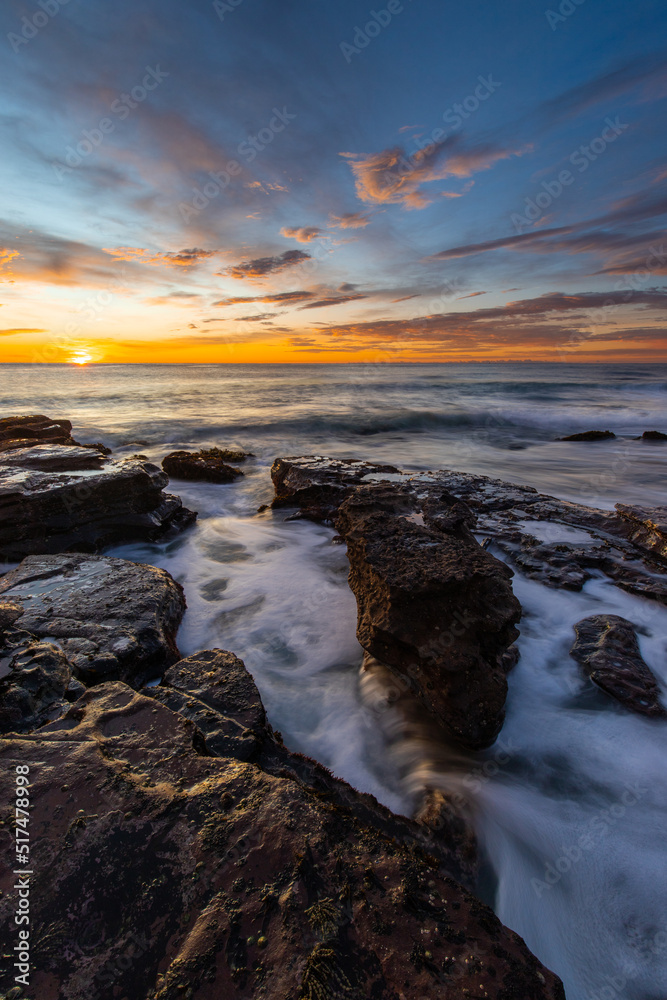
[[637, 430, 667, 441], [558, 430, 616, 441], [0, 641, 72, 733], [0, 443, 108, 471], [162, 448, 246, 483], [0, 599, 23, 641], [0, 456, 196, 560], [616, 504, 667, 563], [0, 677, 564, 1000], [0, 413, 111, 455], [0, 554, 186, 685], [271, 455, 401, 520], [145, 649, 266, 761], [336, 482, 522, 749], [570, 615, 666, 718], [0, 414, 77, 451]]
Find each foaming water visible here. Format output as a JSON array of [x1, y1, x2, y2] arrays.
[[3, 362, 667, 997]]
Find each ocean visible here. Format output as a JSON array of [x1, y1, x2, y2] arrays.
[[2, 361, 667, 999]]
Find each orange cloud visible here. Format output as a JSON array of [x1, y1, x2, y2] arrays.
[[104, 247, 219, 267], [329, 212, 372, 229], [342, 138, 526, 209], [280, 226, 324, 243]]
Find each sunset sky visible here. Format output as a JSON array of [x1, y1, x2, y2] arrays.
[[1, 0, 665, 363]]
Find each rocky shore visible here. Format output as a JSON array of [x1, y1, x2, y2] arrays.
[[3, 417, 666, 999]]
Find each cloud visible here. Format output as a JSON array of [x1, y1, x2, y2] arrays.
[[311, 290, 667, 358], [457, 291, 487, 300], [212, 290, 314, 305], [145, 291, 202, 305], [541, 53, 667, 126], [280, 226, 323, 243], [299, 293, 368, 310], [0, 328, 46, 336], [342, 136, 527, 209], [221, 250, 311, 280], [0, 223, 141, 287], [431, 192, 667, 271], [104, 247, 219, 267], [0, 248, 20, 271], [329, 212, 372, 229], [236, 312, 277, 321]]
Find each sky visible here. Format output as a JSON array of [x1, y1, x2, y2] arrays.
[[0, 0, 666, 363]]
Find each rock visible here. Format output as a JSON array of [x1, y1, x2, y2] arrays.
[[0, 443, 108, 471], [0, 641, 72, 733], [336, 482, 522, 749], [0, 413, 111, 455], [0, 554, 186, 685], [615, 504, 667, 563], [415, 471, 667, 603], [0, 414, 76, 451], [0, 599, 23, 641], [145, 649, 267, 761], [570, 615, 666, 718], [558, 430, 616, 441], [637, 430, 667, 441], [162, 448, 246, 483], [271, 455, 401, 520], [0, 456, 196, 559], [0, 673, 564, 1000]]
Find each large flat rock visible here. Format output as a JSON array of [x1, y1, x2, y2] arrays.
[[0, 443, 108, 471], [0, 665, 564, 1000], [0, 554, 185, 685], [0, 413, 77, 452], [0, 456, 196, 559]]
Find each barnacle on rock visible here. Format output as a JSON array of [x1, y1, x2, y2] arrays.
[[305, 897, 342, 940], [299, 944, 354, 999]]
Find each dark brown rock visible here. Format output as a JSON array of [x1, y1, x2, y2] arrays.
[[0, 641, 72, 733], [0, 554, 186, 685], [558, 430, 616, 441], [0, 675, 564, 1000], [0, 456, 196, 559], [162, 448, 246, 483], [271, 455, 401, 520], [0, 413, 111, 456], [0, 413, 76, 451], [145, 649, 267, 761], [570, 615, 666, 718], [336, 482, 522, 749], [0, 443, 108, 471], [637, 430, 667, 441]]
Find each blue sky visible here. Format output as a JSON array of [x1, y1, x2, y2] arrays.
[[0, 0, 666, 361]]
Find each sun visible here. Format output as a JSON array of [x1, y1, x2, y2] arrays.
[[68, 352, 94, 365]]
